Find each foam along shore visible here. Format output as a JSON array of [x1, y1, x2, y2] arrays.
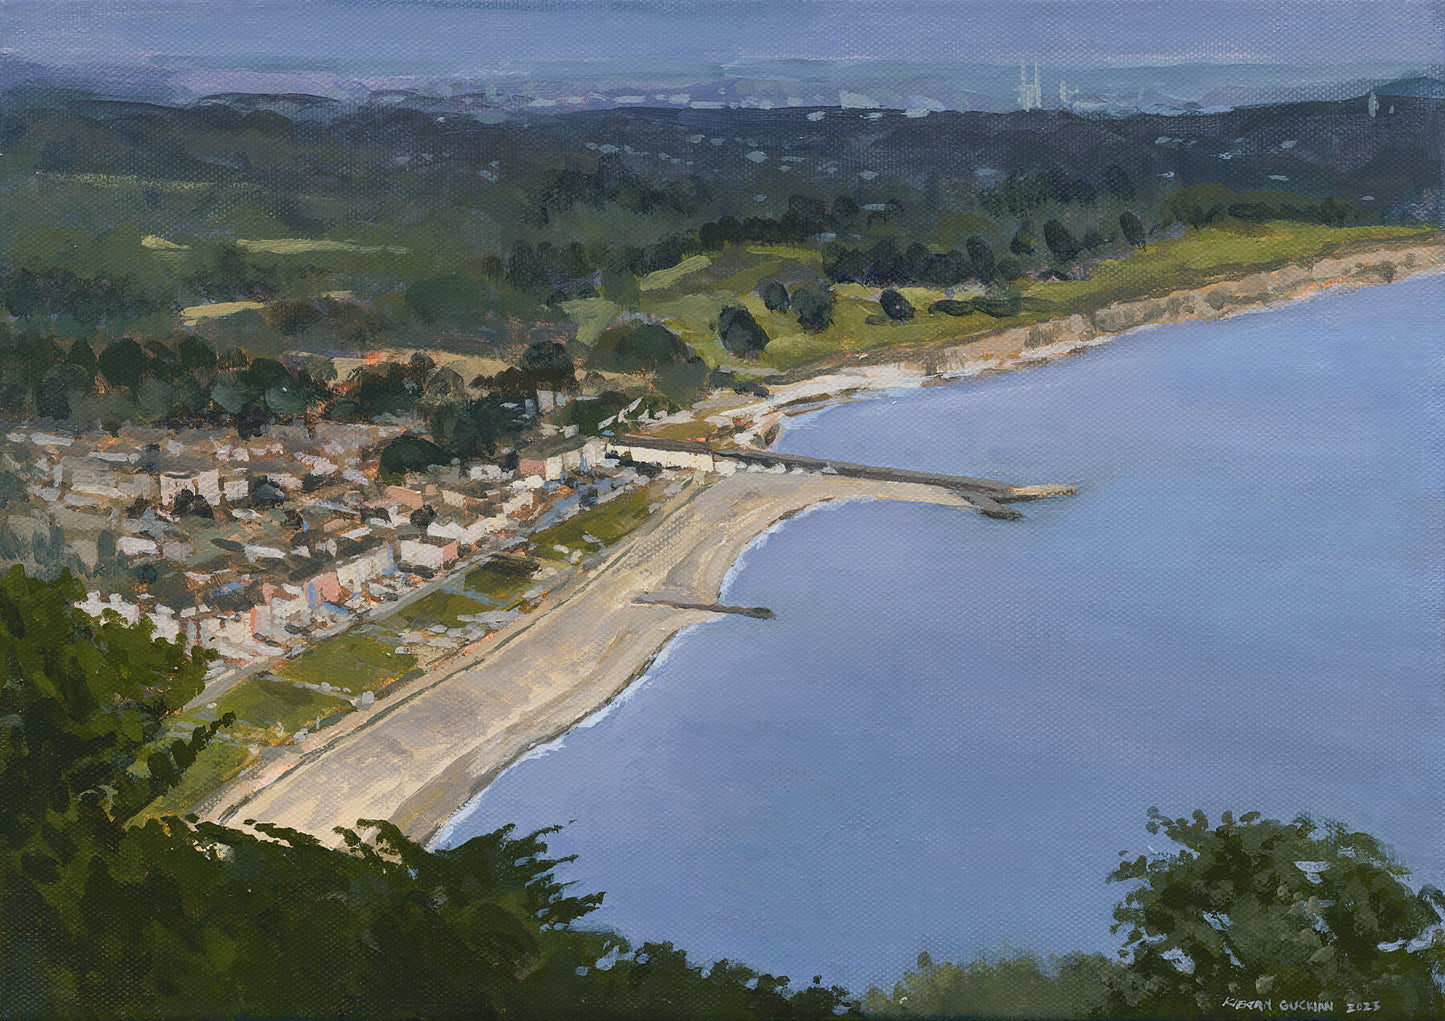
[[706, 237, 1445, 438], [212, 470, 1045, 844]]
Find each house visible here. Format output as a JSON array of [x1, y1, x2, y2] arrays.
[[607, 435, 715, 472], [517, 455, 548, 479], [468, 463, 507, 482], [386, 485, 425, 510], [397, 538, 456, 571], [158, 463, 222, 507], [118, 536, 160, 557]]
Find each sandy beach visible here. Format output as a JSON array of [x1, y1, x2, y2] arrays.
[[215, 470, 997, 843]]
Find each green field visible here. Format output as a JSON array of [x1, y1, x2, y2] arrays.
[[526, 484, 659, 561], [133, 741, 258, 823], [275, 631, 418, 693], [1022, 221, 1430, 312], [577, 223, 1434, 375], [210, 676, 354, 735]]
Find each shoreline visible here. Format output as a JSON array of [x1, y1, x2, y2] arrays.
[[700, 236, 1445, 442], [211, 239, 1444, 846], [212, 472, 999, 844], [429, 494, 860, 849]]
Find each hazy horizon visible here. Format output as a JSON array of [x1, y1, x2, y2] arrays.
[[2, 0, 1440, 107]]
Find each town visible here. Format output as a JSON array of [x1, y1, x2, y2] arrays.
[[1, 405, 692, 677]]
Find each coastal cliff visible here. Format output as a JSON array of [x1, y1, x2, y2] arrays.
[[724, 238, 1444, 433]]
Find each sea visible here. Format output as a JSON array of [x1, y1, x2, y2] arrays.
[[438, 273, 1444, 994]]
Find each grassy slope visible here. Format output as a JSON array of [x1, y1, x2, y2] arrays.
[[526, 484, 659, 561], [607, 223, 1434, 374], [277, 631, 419, 693]]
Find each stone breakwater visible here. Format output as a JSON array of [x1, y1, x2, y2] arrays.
[[719, 240, 1444, 436]]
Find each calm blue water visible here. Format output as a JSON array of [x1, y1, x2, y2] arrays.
[[440, 275, 1444, 993]]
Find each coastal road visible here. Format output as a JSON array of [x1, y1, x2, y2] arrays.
[[217, 471, 989, 844]]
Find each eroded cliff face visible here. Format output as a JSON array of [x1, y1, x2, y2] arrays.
[[914, 242, 1444, 378], [732, 240, 1443, 442]]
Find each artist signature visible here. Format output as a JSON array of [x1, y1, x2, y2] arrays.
[[1220, 997, 1382, 1014]]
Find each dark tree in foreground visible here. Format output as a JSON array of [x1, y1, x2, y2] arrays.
[[1120, 209, 1147, 247], [0, 568, 856, 1019], [1106, 808, 1445, 1019], [717, 304, 771, 357], [878, 287, 916, 321]]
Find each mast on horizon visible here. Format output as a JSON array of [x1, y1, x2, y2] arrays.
[[1016, 59, 1042, 110]]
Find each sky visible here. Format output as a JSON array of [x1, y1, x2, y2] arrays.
[[2, 0, 1441, 75]]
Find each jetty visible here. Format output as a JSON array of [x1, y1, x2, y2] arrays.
[[634, 594, 775, 618], [609, 434, 1074, 519]]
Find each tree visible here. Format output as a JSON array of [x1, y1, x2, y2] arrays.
[[520, 340, 577, 391], [1043, 219, 1081, 263], [1010, 222, 1037, 257], [965, 235, 996, 283], [878, 288, 915, 321], [97, 337, 150, 392], [1120, 209, 1147, 247], [589, 323, 692, 371], [0, 566, 221, 1013], [760, 280, 792, 312], [0, 567, 856, 1018], [717, 304, 770, 357], [1106, 808, 1445, 1019], [790, 285, 836, 332], [379, 434, 451, 479], [865, 949, 1116, 1019], [1163, 183, 1235, 229]]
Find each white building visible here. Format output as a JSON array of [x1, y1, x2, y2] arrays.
[[398, 539, 446, 571], [159, 467, 221, 507]]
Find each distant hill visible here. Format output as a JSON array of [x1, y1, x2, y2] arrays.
[[1377, 76, 1445, 99]]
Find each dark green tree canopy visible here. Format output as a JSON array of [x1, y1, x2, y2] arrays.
[[878, 287, 916, 322], [790, 285, 836, 332], [1106, 807, 1445, 1019], [97, 337, 150, 391], [717, 304, 770, 357], [965, 235, 997, 282], [759, 280, 792, 312], [589, 322, 693, 371], [1043, 219, 1081, 263], [1120, 209, 1147, 246], [379, 433, 452, 479]]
